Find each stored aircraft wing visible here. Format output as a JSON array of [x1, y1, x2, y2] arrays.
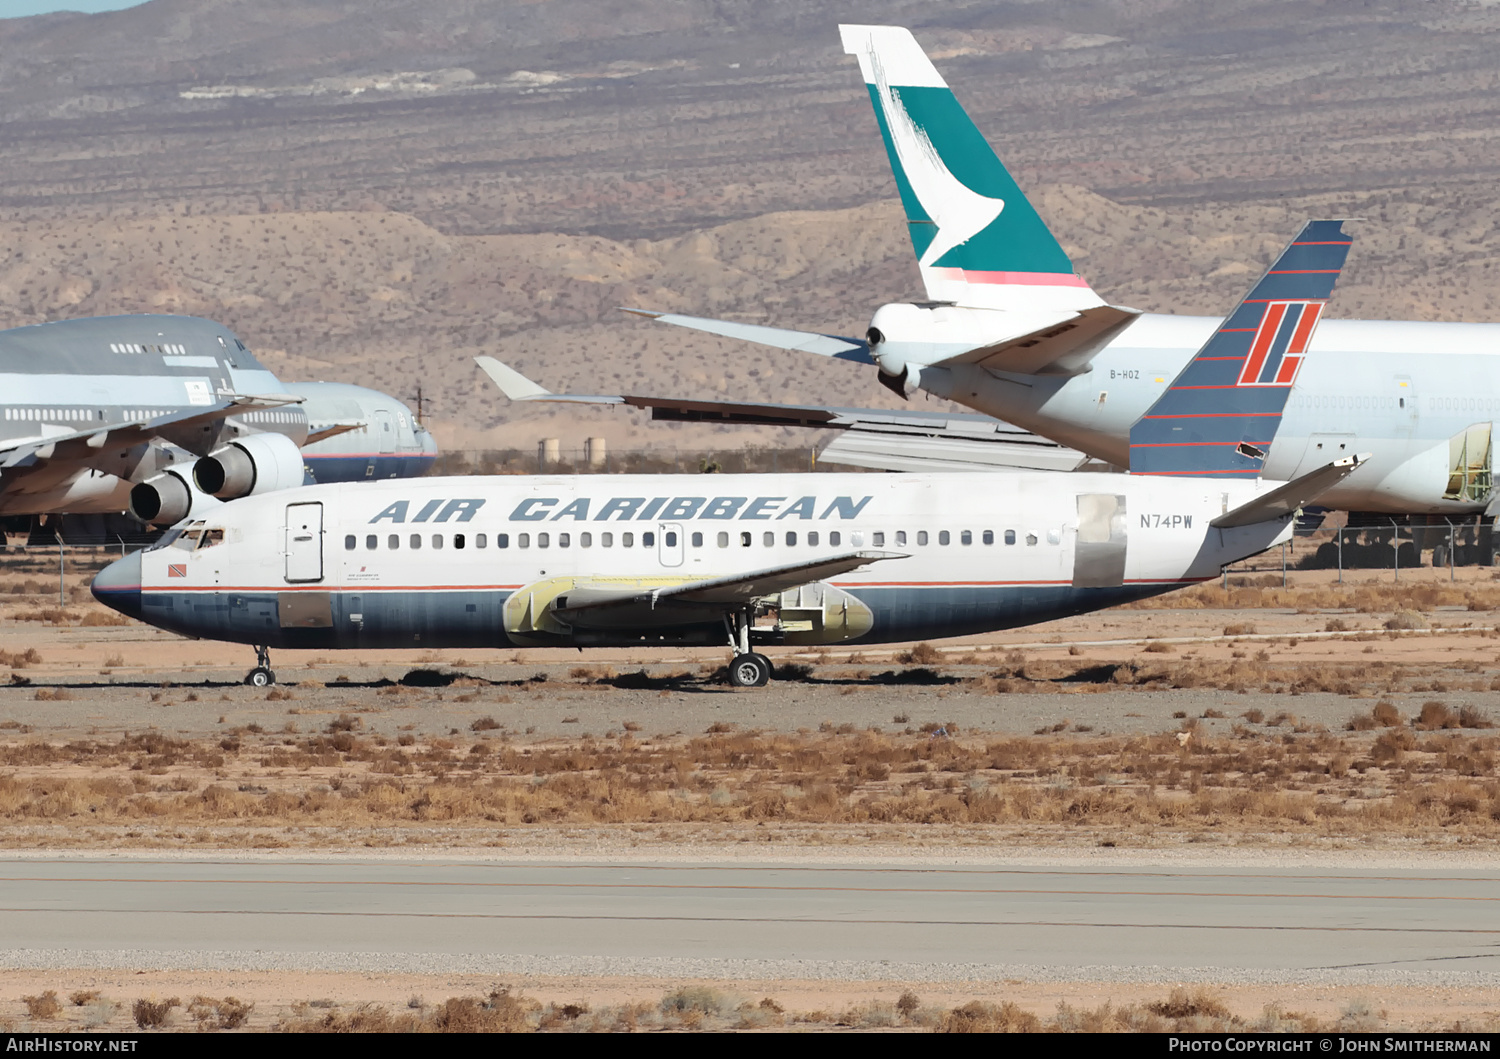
[[0, 393, 302, 473], [474, 356, 1092, 472]]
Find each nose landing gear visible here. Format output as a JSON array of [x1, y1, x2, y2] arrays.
[[245, 645, 275, 687]]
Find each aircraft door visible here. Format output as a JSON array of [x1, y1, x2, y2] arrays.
[[658, 523, 684, 567], [285, 502, 324, 583], [1072, 493, 1126, 588], [373, 410, 396, 453], [1394, 375, 1417, 434]]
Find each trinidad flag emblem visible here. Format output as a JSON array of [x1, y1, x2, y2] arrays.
[[1236, 300, 1323, 387], [167, 564, 187, 578]]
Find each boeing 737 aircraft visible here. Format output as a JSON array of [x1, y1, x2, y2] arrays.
[[631, 25, 1499, 518], [92, 222, 1364, 686], [0, 314, 436, 532]]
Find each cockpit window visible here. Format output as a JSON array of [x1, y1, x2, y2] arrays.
[[197, 529, 225, 550], [147, 529, 182, 552], [172, 522, 206, 551]]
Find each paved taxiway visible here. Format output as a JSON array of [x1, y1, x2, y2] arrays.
[[1, 859, 1496, 985]]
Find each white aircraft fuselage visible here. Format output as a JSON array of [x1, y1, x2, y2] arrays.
[[912, 312, 1500, 514], [93, 472, 1298, 656]]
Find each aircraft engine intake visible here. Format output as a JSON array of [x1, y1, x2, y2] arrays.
[[193, 432, 306, 500], [129, 466, 220, 526]]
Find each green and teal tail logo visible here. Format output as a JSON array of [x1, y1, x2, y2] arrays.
[[841, 25, 1100, 310]]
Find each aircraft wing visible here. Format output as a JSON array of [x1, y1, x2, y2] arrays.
[[624, 304, 1141, 377], [553, 551, 906, 624], [619, 309, 875, 363], [1211, 454, 1368, 529], [305, 423, 365, 445], [475, 357, 1092, 472], [0, 393, 304, 471]]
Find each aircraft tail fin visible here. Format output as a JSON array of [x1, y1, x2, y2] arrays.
[[1128, 220, 1354, 477], [840, 24, 1102, 312]]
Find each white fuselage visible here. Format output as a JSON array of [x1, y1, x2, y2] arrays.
[[914, 312, 1500, 514], [96, 472, 1296, 652]]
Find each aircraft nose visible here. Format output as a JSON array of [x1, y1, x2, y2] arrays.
[[91, 551, 142, 621], [418, 429, 439, 458]]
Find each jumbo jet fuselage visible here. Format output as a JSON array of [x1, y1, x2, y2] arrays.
[[907, 311, 1499, 514], [0, 314, 437, 518]]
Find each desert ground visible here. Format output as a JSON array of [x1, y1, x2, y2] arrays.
[[1, 549, 1499, 1031]]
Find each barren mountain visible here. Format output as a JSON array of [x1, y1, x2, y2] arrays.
[[1, 0, 1499, 455]]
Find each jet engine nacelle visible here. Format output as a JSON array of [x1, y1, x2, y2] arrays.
[[129, 465, 224, 526], [193, 432, 306, 500]]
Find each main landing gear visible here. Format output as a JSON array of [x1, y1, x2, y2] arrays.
[[245, 645, 276, 687], [725, 608, 774, 688]]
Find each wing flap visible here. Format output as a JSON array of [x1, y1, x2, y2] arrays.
[[554, 550, 905, 624]]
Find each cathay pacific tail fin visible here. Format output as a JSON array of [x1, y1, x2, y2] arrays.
[[840, 24, 1103, 313], [1128, 220, 1354, 477]]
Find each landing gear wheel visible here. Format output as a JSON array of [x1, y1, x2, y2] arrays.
[[728, 653, 771, 688], [750, 653, 774, 680], [245, 667, 275, 687]]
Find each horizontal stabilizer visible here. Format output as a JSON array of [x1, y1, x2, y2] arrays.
[[929, 303, 1142, 376], [1210, 454, 1368, 529], [555, 551, 905, 623], [622, 309, 874, 364]]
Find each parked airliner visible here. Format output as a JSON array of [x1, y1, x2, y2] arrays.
[[93, 222, 1363, 686], [0, 314, 436, 530], [634, 25, 1497, 517]]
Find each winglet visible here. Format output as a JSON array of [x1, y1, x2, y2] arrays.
[[839, 25, 1102, 312], [474, 356, 553, 401], [1129, 220, 1355, 476]]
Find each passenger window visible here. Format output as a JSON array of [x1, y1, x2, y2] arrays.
[[718, 532, 729, 548], [983, 530, 994, 545], [622, 532, 634, 547], [366, 535, 378, 550], [740, 532, 752, 547], [643, 532, 655, 547], [602, 533, 613, 547], [518, 533, 530, 549], [665, 531, 677, 547], [939, 531, 950, 545], [961, 530, 972, 545], [1026, 533, 1038, 546], [785, 531, 797, 546], [477, 534, 487, 548], [896, 531, 906, 546], [559, 533, 570, 548], [1005, 530, 1016, 545], [454, 534, 465, 550], [538, 533, 549, 548], [410, 534, 422, 550], [917, 531, 928, 546], [345, 535, 356, 550], [808, 531, 819, 546], [829, 531, 841, 546], [388, 534, 400, 550], [496, 534, 508, 549], [692, 532, 703, 547], [432, 535, 443, 549], [581, 532, 592, 547], [763, 532, 774, 547], [872, 532, 884, 546]]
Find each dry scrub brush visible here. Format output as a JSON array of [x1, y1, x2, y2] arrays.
[[2, 722, 1500, 841]]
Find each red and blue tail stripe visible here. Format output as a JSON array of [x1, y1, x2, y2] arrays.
[[1128, 220, 1352, 476]]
